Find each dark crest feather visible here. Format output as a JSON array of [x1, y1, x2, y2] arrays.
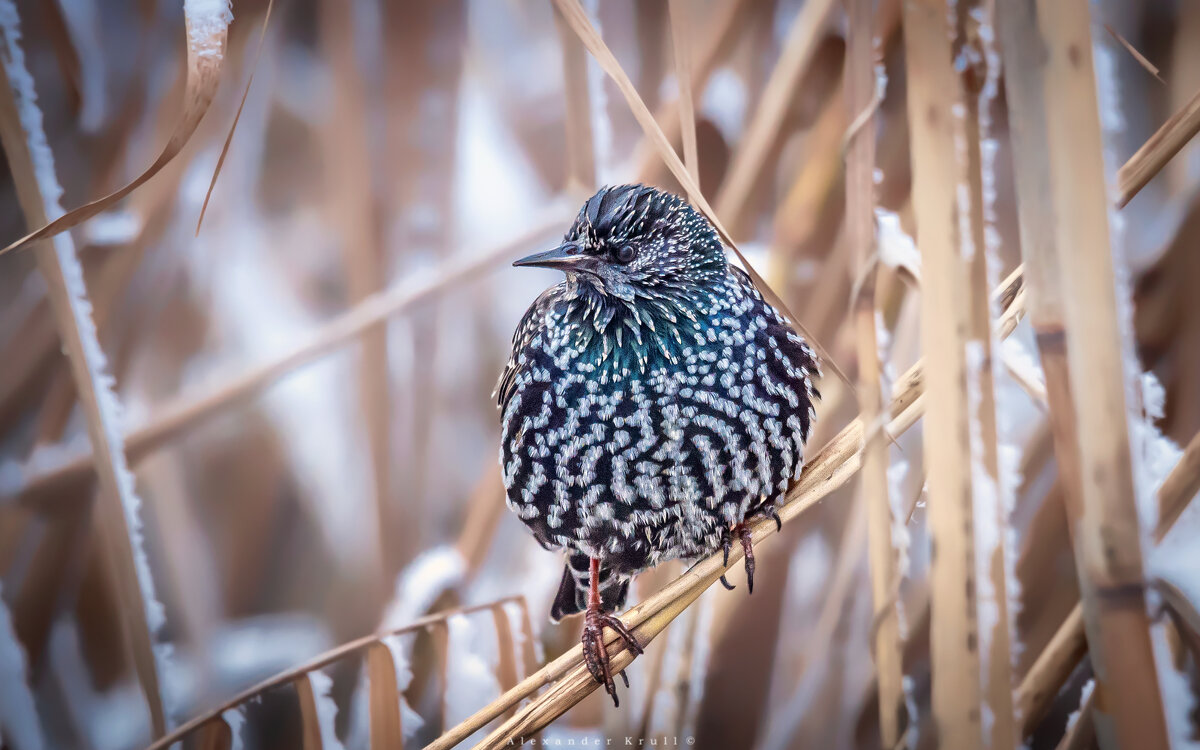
[[577, 184, 663, 245]]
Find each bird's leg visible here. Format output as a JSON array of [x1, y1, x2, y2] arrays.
[[580, 558, 644, 707], [737, 524, 756, 593]]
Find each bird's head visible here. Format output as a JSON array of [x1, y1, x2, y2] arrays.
[[514, 185, 727, 301]]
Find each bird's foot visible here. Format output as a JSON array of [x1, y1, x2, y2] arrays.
[[719, 523, 756, 593], [581, 607, 644, 707], [720, 510, 779, 594]]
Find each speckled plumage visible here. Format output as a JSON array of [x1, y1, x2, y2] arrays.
[[498, 185, 820, 621]]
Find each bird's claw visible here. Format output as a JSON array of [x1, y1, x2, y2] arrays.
[[582, 609, 644, 707], [720, 530, 736, 590]]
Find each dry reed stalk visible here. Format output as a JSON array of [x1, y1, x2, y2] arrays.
[[194, 717, 233, 750], [902, 0, 984, 745], [956, 3, 1017, 745], [430, 620, 452, 734], [367, 641, 406, 748], [762, 493, 869, 750], [1014, 605, 1088, 734], [998, 0, 1093, 733], [1015, 424, 1200, 737], [845, 0, 903, 744], [710, 0, 837, 233], [0, 13, 167, 736], [490, 606, 521, 716], [1116, 82, 1200, 207], [11, 503, 88, 670], [294, 675, 323, 750], [9, 216, 568, 508], [1102, 23, 1164, 85], [319, 0, 392, 586], [1156, 430, 1200, 536], [430, 275, 1028, 749], [143, 596, 523, 750], [635, 0, 751, 184], [552, 0, 596, 192], [633, 563, 680, 739], [196, 0, 274, 234], [1035, 0, 1170, 745], [767, 83, 846, 292], [666, 0, 699, 184], [1054, 689, 1097, 750], [454, 462, 508, 579], [0, 0, 231, 257]]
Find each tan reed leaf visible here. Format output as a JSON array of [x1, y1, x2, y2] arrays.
[[293, 676, 324, 750], [0, 0, 233, 257]]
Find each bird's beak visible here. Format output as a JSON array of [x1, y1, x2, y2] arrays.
[[513, 242, 601, 273]]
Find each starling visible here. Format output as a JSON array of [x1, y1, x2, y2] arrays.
[[497, 184, 820, 704]]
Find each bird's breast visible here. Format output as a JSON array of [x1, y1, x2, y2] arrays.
[[499, 295, 818, 567]]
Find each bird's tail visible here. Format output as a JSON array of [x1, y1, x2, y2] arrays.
[[550, 553, 630, 622]]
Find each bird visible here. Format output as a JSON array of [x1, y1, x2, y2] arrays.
[[496, 184, 820, 705]]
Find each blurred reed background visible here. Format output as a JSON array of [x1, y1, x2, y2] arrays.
[[0, 0, 1198, 748]]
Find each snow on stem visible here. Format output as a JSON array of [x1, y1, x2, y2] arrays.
[[0, 1, 172, 737]]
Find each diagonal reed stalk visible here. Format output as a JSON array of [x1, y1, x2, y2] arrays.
[[711, 0, 838, 232], [666, 0, 699, 184], [549, 0, 858, 405], [428, 269, 1028, 750], [0, 5, 168, 735], [7, 215, 568, 509], [844, 0, 904, 745], [1116, 80, 1200, 208], [635, 0, 750, 185], [1013, 426, 1200, 737]]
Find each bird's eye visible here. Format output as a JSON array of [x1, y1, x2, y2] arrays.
[[613, 245, 636, 264]]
